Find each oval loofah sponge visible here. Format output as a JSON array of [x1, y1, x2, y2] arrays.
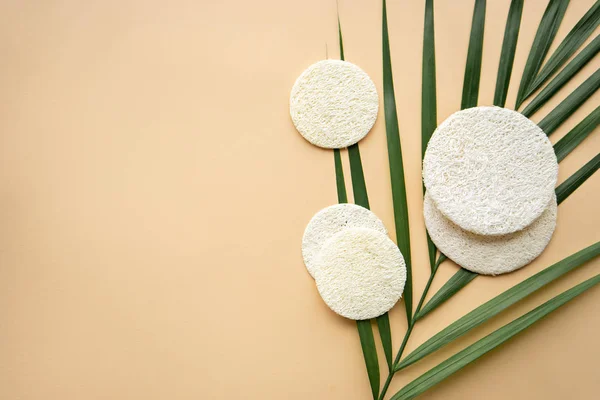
[[289, 60, 379, 149], [302, 204, 387, 278], [424, 192, 557, 275], [315, 228, 406, 320], [423, 106, 558, 236]]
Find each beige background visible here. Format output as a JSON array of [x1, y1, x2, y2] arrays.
[[1, 0, 599, 399]]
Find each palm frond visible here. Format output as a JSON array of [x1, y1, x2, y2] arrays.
[[461, 0, 486, 109], [333, 149, 348, 203], [535, 68, 600, 134], [523, 1, 600, 100], [422, 0, 439, 270], [556, 153, 600, 204], [554, 106, 600, 162], [383, 0, 413, 324], [414, 266, 477, 321], [494, 0, 524, 107], [391, 274, 600, 399], [520, 35, 600, 117], [515, 0, 570, 109], [397, 241, 600, 370]]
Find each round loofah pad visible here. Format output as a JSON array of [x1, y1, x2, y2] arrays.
[[315, 228, 406, 320], [424, 192, 557, 275], [423, 106, 558, 236], [302, 204, 387, 278], [289, 60, 379, 149]]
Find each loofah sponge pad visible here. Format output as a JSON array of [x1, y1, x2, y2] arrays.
[[315, 228, 406, 320], [302, 204, 387, 278], [423, 106, 558, 236], [424, 192, 557, 275], [289, 60, 379, 149]]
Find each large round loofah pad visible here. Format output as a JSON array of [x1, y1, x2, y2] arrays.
[[423, 106, 558, 236], [289, 60, 379, 149], [315, 228, 406, 320], [424, 192, 557, 275], [302, 203, 387, 278]]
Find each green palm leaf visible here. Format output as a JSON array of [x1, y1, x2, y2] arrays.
[[520, 36, 600, 117], [523, 1, 600, 100], [414, 266, 477, 321], [494, 0, 524, 107], [383, 0, 413, 324], [348, 145, 370, 208], [391, 274, 600, 400], [554, 106, 600, 162], [422, 0, 438, 270], [461, 0, 486, 109], [377, 314, 393, 371], [333, 149, 347, 203], [515, 0, 570, 109], [535, 68, 600, 134], [357, 319, 380, 400], [396, 241, 600, 371], [556, 153, 600, 204]]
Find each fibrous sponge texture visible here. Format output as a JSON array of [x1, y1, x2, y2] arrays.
[[315, 228, 406, 320], [290, 60, 379, 149], [302, 204, 387, 278], [424, 192, 557, 275], [423, 106, 558, 235]]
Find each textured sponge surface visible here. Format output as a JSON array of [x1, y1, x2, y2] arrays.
[[424, 192, 557, 275], [423, 106, 558, 235], [290, 60, 379, 149], [315, 228, 406, 320], [302, 204, 387, 278]]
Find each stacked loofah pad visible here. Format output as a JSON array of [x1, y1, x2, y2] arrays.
[[302, 205, 406, 319], [302, 204, 388, 278], [423, 106, 559, 275]]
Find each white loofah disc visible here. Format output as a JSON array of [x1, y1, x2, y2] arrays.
[[315, 228, 406, 320], [302, 204, 387, 278], [289, 60, 379, 149], [424, 192, 557, 275], [423, 106, 558, 236]]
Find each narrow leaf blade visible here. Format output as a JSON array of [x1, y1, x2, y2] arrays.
[[422, 0, 438, 157], [426, 233, 437, 272], [461, 0, 486, 109], [494, 0, 524, 107], [338, 14, 344, 61], [515, 0, 570, 109], [535, 68, 600, 134], [348, 144, 370, 209], [422, 0, 439, 270], [333, 149, 348, 203], [377, 313, 394, 371], [524, 1, 600, 99], [397, 241, 600, 370], [520, 35, 600, 117], [357, 320, 380, 400], [383, 0, 413, 324], [556, 153, 600, 204], [415, 267, 477, 321], [554, 106, 600, 162], [392, 274, 600, 400]]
